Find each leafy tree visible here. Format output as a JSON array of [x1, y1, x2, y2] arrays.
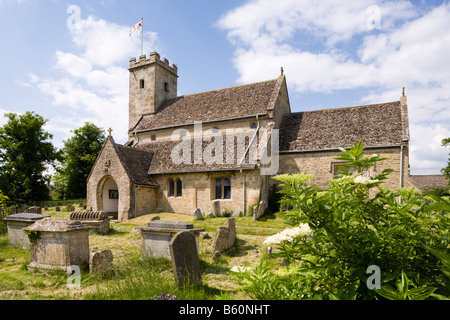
[[0, 112, 61, 204], [53, 123, 105, 200], [442, 138, 450, 185], [233, 140, 450, 300]]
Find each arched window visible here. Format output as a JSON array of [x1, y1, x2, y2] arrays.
[[176, 179, 182, 197], [169, 179, 175, 197]]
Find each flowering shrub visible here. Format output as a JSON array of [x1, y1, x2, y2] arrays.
[[234, 140, 450, 300], [263, 224, 312, 246]]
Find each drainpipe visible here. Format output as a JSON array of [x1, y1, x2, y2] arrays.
[[400, 144, 404, 189], [399, 144, 405, 204], [241, 169, 246, 215]]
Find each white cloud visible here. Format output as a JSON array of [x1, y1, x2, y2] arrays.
[[218, 0, 450, 175], [28, 16, 160, 143]]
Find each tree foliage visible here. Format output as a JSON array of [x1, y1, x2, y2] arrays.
[[0, 112, 61, 203], [442, 138, 450, 185], [53, 122, 105, 200], [234, 140, 450, 300]]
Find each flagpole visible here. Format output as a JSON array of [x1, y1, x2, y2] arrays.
[[141, 17, 144, 56]]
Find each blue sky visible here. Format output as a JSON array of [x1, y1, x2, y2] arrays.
[[0, 0, 449, 176]]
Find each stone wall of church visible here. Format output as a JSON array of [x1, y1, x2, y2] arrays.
[[86, 138, 134, 221], [152, 169, 262, 216], [277, 146, 410, 191], [136, 186, 159, 217]]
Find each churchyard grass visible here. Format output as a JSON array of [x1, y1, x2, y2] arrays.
[[0, 208, 287, 300]]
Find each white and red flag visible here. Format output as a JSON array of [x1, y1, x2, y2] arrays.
[[129, 19, 143, 37]]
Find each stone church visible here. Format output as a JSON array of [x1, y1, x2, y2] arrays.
[[86, 52, 411, 221]]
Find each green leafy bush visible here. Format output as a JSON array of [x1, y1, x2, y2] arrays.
[[235, 140, 450, 300]]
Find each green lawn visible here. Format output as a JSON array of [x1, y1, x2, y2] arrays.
[[0, 208, 288, 300]]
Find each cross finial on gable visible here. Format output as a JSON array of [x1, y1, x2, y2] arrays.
[[108, 128, 113, 137], [281, 67, 284, 76]]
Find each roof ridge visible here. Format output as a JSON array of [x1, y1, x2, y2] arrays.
[[290, 100, 401, 114], [166, 77, 280, 101]]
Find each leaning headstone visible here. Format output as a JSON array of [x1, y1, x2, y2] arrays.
[[207, 212, 215, 218], [90, 250, 114, 275], [211, 218, 236, 257], [194, 208, 203, 220], [169, 231, 202, 287], [253, 201, 267, 221]]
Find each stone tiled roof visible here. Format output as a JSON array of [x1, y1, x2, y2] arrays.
[[112, 143, 158, 186], [408, 175, 449, 191], [131, 77, 284, 132], [279, 101, 409, 152], [135, 138, 256, 174]]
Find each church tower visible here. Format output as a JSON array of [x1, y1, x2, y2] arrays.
[[128, 51, 178, 130]]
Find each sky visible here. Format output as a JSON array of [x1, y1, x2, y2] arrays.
[[0, 0, 449, 176]]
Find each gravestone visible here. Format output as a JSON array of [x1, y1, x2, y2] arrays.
[[211, 218, 236, 258], [69, 211, 110, 235], [253, 201, 267, 221], [3, 213, 50, 248], [10, 205, 19, 215], [150, 215, 160, 222], [169, 231, 202, 287], [194, 208, 202, 219], [28, 206, 42, 214], [24, 218, 91, 272], [213, 200, 220, 217], [90, 250, 114, 275], [136, 220, 204, 260]]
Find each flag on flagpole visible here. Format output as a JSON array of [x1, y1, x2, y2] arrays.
[[129, 20, 143, 37]]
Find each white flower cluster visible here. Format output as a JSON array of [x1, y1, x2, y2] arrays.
[[263, 224, 313, 245], [353, 175, 378, 185], [230, 266, 252, 273]]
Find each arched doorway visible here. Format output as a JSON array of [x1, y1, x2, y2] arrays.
[[98, 176, 119, 218]]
